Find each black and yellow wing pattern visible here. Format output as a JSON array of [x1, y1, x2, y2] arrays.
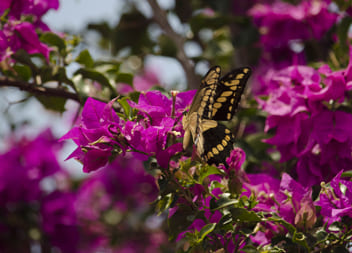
[[182, 66, 251, 167]]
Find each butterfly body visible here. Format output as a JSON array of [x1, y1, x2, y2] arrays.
[[182, 66, 251, 167]]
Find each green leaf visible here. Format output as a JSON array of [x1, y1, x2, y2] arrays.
[[40, 32, 66, 51], [292, 231, 310, 251], [111, 11, 153, 55], [334, 0, 352, 11], [75, 49, 94, 68], [128, 91, 140, 103], [116, 72, 134, 86], [210, 195, 238, 210], [332, 246, 349, 253], [75, 68, 116, 95], [334, 16, 352, 65], [158, 34, 177, 57], [168, 204, 200, 241], [199, 164, 222, 183], [35, 95, 66, 113], [190, 14, 229, 34], [341, 170, 352, 179], [117, 97, 132, 119], [268, 216, 296, 234], [12, 49, 38, 73], [1, 8, 10, 22], [217, 213, 233, 231], [38, 66, 74, 87], [198, 223, 216, 242], [337, 16, 352, 45], [13, 64, 32, 81], [156, 193, 174, 215], [229, 207, 261, 222], [54, 66, 75, 86]]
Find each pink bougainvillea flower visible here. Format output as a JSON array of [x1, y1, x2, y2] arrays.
[[0, 0, 59, 21], [315, 171, 352, 229], [0, 129, 62, 204], [41, 191, 79, 253], [62, 90, 195, 171], [249, 0, 337, 53], [257, 56, 352, 186], [61, 97, 125, 172]]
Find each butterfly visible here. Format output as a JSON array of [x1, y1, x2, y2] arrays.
[[182, 66, 251, 167]]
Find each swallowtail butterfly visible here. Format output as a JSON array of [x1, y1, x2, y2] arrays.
[[182, 66, 251, 167]]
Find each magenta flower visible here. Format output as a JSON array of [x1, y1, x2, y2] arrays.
[[176, 190, 240, 252], [278, 173, 316, 229], [75, 156, 158, 217], [0, 0, 59, 19], [249, 0, 337, 56], [243, 173, 316, 245], [0, 0, 59, 62], [61, 97, 125, 172], [258, 60, 352, 186], [295, 110, 352, 186], [0, 0, 59, 30], [62, 90, 196, 172], [315, 171, 352, 228], [243, 173, 282, 213], [128, 91, 173, 125], [75, 156, 159, 252], [41, 191, 79, 253], [0, 129, 79, 252], [13, 22, 51, 58], [0, 129, 61, 204], [0, 21, 52, 61], [126, 90, 196, 167]]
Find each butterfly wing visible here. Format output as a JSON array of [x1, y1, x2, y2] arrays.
[[209, 67, 251, 121], [199, 123, 235, 167], [183, 66, 251, 167], [182, 66, 221, 149], [188, 66, 221, 118]]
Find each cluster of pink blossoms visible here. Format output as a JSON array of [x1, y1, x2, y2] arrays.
[[0, 130, 79, 252], [0, 129, 169, 252], [257, 51, 352, 186], [62, 90, 196, 172], [248, 0, 338, 66], [0, 0, 58, 62]]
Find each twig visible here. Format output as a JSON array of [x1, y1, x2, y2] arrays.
[[146, 0, 199, 90], [0, 77, 81, 103]]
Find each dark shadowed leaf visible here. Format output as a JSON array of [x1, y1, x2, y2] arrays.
[[190, 14, 230, 34], [40, 32, 66, 51], [75, 49, 94, 68], [168, 204, 200, 241], [75, 68, 115, 94], [14, 64, 32, 81], [158, 35, 177, 57], [117, 97, 132, 119], [35, 95, 66, 113], [116, 72, 133, 86], [198, 223, 216, 242], [292, 232, 309, 250], [156, 193, 174, 215], [12, 49, 38, 73], [268, 216, 296, 234], [199, 164, 222, 184], [229, 207, 261, 222], [210, 195, 238, 210]]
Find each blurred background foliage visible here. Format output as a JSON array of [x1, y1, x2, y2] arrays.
[[1, 0, 352, 252], [2, 0, 352, 189]]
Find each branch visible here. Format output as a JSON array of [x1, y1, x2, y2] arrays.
[[146, 0, 199, 90], [0, 77, 81, 103]]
